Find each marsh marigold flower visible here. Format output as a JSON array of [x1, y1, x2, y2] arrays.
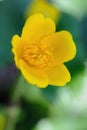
[[12, 14, 76, 88], [25, 0, 60, 23]]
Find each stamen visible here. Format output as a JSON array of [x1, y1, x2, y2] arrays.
[[22, 43, 53, 68]]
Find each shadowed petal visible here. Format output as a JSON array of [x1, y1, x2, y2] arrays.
[[19, 59, 49, 88]]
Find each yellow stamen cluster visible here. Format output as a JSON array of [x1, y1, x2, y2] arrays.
[[22, 43, 53, 68]]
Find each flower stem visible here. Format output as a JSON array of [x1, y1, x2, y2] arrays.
[[11, 76, 24, 103]]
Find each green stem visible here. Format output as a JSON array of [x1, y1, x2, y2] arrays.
[[11, 76, 24, 103]]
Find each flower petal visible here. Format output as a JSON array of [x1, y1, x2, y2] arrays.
[[41, 31, 76, 63], [12, 35, 22, 68], [21, 14, 55, 43], [46, 64, 71, 86], [19, 59, 49, 88]]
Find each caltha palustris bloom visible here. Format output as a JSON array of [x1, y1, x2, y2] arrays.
[[12, 14, 76, 88]]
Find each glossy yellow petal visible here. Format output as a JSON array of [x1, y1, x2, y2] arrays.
[[12, 35, 22, 67], [19, 59, 48, 88], [46, 64, 71, 86], [41, 31, 76, 63], [22, 14, 55, 43]]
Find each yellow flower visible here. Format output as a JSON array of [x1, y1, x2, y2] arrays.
[[25, 0, 60, 23], [12, 14, 76, 88]]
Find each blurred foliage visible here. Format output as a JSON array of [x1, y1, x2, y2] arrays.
[[51, 0, 87, 19], [33, 117, 87, 130], [0, 0, 87, 130], [0, 107, 7, 130], [0, 0, 27, 67]]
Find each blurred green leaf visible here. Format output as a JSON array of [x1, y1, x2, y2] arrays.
[[33, 116, 87, 130], [52, 0, 87, 19], [0, 106, 7, 130]]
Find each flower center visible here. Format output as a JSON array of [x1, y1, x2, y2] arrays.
[[22, 43, 53, 68]]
